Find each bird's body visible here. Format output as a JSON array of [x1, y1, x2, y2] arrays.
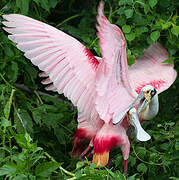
[[3, 1, 177, 176]]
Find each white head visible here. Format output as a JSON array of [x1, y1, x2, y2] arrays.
[[141, 85, 157, 102], [112, 85, 157, 125]]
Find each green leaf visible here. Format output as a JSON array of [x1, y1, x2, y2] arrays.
[[16, 0, 30, 14], [150, 31, 160, 42], [40, 0, 50, 12], [175, 142, 179, 150], [4, 44, 14, 57], [118, 0, 127, 6], [116, 16, 126, 26], [129, 156, 136, 167], [160, 143, 170, 150], [127, 55, 135, 66], [137, 163, 147, 173], [124, 9, 134, 19], [0, 163, 17, 176], [114, 171, 126, 180], [122, 25, 131, 33], [149, 0, 158, 8], [144, 4, 151, 14], [161, 21, 172, 30], [13, 175, 28, 180], [163, 59, 173, 64], [1, 118, 11, 128], [35, 161, 60, 177], [136, 147, 147, 158], [49, 0, 58, 8], [11, 61, 18, 83], [171, 25, 179, 37], [147, 36, 153, 45], [125, 32, 135, 41], [117, 7, 125, 15], [76, 161, 86, 169], [126, 0, 133, 5], [128, 174, 138, 180], [32, 0, 40, 5], [14, 109, 33, 133], [14, 134, 28, 149], [54, 127, 66, 145], [75, 169, 83, 178], [170, 177, 179, 180], [135, 27, 148, 36]]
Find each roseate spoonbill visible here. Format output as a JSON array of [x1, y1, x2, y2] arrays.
[[2, 1, 177, 176]]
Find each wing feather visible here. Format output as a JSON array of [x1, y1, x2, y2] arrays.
[[95, 2, 135, 123], [129, 43, 177, 94], [3, 14, 100, 125]]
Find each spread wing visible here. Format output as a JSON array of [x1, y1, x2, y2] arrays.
[[3, 14, 100, 125], [95, 2, 136, 122], [129, 43, 177, 94]]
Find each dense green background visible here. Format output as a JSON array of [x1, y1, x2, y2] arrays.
[[0, 0, 178, 179]]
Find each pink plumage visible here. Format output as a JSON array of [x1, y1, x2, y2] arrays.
[[3, 1, 177, 176]]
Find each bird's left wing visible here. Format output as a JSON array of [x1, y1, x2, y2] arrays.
[[129, 43, 177, 94], [95, 2, 136, 122], [2, 14, 100, 125]]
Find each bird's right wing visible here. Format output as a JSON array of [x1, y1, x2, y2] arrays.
[[3, 14, 100, 126]]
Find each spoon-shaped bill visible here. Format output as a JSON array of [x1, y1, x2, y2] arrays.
[[128, 108, 151, 142], [137, 98, 149, 116]]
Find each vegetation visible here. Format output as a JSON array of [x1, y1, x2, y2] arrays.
[[0, 0, 178, 179]]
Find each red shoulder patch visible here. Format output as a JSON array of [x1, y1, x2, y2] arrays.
[[83, 47, 99, 71], [135, 80, 166, 94]]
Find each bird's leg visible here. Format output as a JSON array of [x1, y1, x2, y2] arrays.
[[121, 138, 130, 178], [86, 150, 93, 159], [124, 159, 128, 178], [80, 145, 91, 158], [79, 140, 93, 159]]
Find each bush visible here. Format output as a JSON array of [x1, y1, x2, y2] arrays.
[[0, 0, 178, 179]]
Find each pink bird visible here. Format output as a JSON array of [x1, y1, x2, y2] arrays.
[[2, 1, 177, 176]]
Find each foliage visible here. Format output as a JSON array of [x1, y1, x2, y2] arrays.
[[0, 0, 178, 179]]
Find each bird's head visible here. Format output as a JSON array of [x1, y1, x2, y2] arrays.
[[140, 85, 157, 103], [136, 85, 157, 116], [113, 85, 157, 125]]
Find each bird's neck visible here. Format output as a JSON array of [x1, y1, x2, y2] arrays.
[[142, 94, 159, 120]]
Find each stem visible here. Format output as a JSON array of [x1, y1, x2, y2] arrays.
[[0, 73, 12, 88], [132, 146, 162, 166], [88, 37, 99, 49], [34, 90, 43, 105], [3, 89, 15, 147], [14, 83, 65, 104], [44, 152, 75, 177], [56, 14, 83, 28], [60, 166, 75, 177], [67, 174, 87, 180], [58, 121, 73, 134], [9, 135, 12, 161], [14, 104, 26, 131], [7, 89, 16, 120]]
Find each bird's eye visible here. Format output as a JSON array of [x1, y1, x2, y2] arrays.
[[146, 90, 150, 93]]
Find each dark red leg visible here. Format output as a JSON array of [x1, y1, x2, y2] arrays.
[[86, 151, 93, 159], [124, 159, 128, 178], [80, 145, 91, 158]]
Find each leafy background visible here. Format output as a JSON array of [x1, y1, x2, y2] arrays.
[[0, 0, 178, 179]]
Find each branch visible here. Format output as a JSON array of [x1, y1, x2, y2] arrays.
[[14, 83, 66, 104]]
